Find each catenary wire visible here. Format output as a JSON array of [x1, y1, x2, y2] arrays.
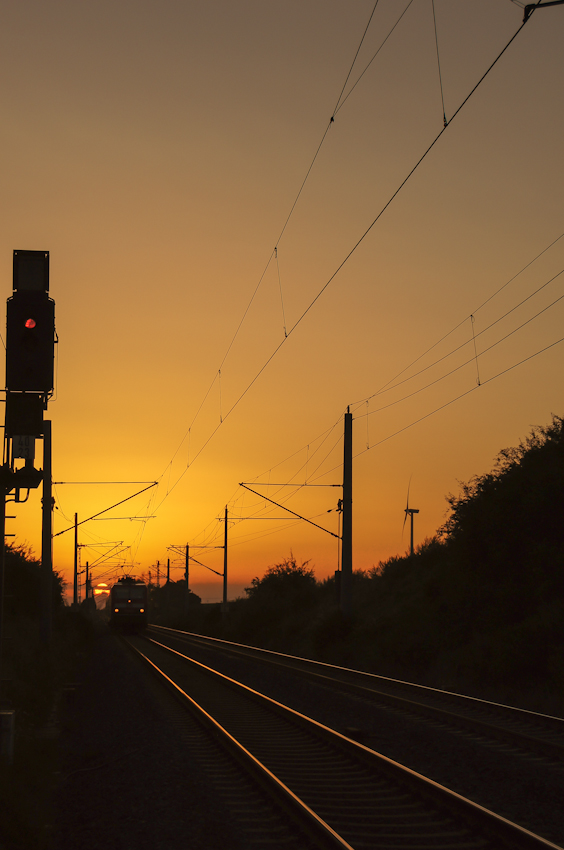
[[156, 1, 382, 482], [152, 12, 531, 515], [334, 0, 417, 116], [352, 264, 564, 408], [164, 245, 564, 562], [95, 7, 543, 565], [332, 0, 380, 114], [347, 288, 564, 420], [309, 332, 564, 484], [203, 237, 564, 527], [350, 230, 564, 409]]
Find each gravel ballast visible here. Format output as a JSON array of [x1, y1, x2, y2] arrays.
[[52, 626, 245, 850]]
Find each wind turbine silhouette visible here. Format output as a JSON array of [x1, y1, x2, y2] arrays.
[[403, 478, 419, 557]]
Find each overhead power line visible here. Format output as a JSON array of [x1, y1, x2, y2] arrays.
[[153, 9, 532, 516], [183, 220, 564, 557], [311, 332, 564, 484], [155, 1, 387, 488], [334, 0, 416, 116], [184, 267, 564, 550], [351, 265, 564, 412], [351, 231, 564, 409]]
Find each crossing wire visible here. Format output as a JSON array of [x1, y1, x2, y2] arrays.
[[198, 304, 564, 545], [308, 332, 564, 485], [158, 10, 530, 501], [358, 288, 564, 420], [158, 2, 382, 481], [333, 0, 416, 116], [190, 233, 564, 551], [227, 261, 564, 514], [146, 8, 537, 563], [351, 232, 564, 409]]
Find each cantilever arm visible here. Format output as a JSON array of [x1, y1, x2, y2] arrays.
[[239, 483, 341, 539], [523, 0, 564, 22]]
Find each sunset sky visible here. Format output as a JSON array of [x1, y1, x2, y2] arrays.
[[1, 0, 563, 601]]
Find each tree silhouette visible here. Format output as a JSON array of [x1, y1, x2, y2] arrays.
[[441, 415, 563, 580], [245, 555, 316, 604]]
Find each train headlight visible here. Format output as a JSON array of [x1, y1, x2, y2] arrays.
[[140, 608, 145, 613], [114, 608, 119, 613]]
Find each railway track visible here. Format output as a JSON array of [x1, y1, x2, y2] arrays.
[[125, 629, 563, 850], [148, 625, 564, 763]]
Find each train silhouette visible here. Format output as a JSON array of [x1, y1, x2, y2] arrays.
[[108, 576, 148, 630]]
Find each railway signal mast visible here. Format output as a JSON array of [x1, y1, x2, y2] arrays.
[[0, 251, 56, 715]]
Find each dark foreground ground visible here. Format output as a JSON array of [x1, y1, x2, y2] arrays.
[[1, 620, 246, 850], [2, 610, 563, 849], [52, 623, 245, 850]]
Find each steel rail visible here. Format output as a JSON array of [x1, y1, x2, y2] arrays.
[[126, 638, 354, 850], [139, 632, 563, 850], [149, 625, 564, 760]]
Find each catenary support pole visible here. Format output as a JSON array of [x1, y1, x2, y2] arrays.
[[0, 477, 6, 704], [340, 408, 353, 616], [41, 420, 53, 642], [0, 471, 14, 763], [185, 544, 190, 612], [222, 506, 228, 610], [73, 512, 78, 607]]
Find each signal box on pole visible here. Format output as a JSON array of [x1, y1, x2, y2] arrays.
[[6, 251, 55, 395]]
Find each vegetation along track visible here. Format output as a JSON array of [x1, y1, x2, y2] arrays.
[[126, 629, 562, 850], [149, 626, 564, 763]]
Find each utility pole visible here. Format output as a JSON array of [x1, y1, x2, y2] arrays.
[[340, 408, 353, 616], [85, 562, 90, 601], [166, 558, 170, 584], [171, 515, 231, 609], [73, 513, 78, 606], [185, 544, 190, 612], [0, 479, 7, 706], [40, 420, 53, 642], [156, 560, 160, 587], [222, 506, 228, 611]]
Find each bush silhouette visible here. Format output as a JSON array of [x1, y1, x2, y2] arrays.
[[245, 555, 316, 605]]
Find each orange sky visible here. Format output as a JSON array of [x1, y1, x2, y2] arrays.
[[2, 1, 563, 601]]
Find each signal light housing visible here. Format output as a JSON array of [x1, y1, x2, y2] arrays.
[[6, 291, 55, 393], [5, 392, 45, 438]]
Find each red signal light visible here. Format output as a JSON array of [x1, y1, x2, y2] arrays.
[[6, 292, 55, 392]]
